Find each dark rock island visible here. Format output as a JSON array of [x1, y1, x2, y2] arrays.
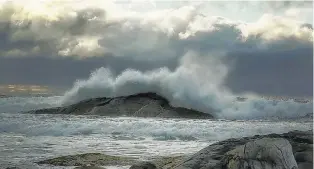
[[25, 92, 213, 119]]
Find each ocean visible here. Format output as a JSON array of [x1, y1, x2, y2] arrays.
[[0, 96, 312, 169]]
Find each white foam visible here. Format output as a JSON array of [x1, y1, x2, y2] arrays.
[[0, 114, 311, 167], [60, 51, 313, 120], [1, 114, 311, 140]]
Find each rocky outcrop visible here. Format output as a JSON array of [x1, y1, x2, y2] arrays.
[[221, 138, 298, 169], [152, 156, 186, 169], [132, 130, 313, 169], [74, 165, 106, 169], [37, 153, 135, 166], [129, 162, 157, 169], [25, 92, 213, 119]]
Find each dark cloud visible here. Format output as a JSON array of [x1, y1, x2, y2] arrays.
[[0, 55, 177, 86], [225, 47, 313, 97], [0, 1, 312, 97], [0, 45, 312, 97]]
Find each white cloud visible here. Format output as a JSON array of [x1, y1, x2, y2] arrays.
[[58, 36, 105, 57], [243, 14, 313, 42], [0, 0, 312, 59]]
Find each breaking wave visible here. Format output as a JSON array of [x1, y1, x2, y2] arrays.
[[0, 114, 312, 141], [61, 52, 313, 120]]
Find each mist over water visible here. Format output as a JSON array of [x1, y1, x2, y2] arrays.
[[61, 51, 313, 120], [0, 96, 61, 113]]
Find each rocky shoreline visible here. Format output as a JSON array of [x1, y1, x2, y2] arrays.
[[24, 130, 312, 169], [14, 93, 313, 169]]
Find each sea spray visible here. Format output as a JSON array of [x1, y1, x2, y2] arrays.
[[60, 51, 313, 120]]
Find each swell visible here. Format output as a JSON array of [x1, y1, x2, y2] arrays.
[[58, 52, 313, 120], [0, 114, 312, 141]]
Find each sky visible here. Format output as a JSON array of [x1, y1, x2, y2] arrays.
[[0, 0, 313, 97]]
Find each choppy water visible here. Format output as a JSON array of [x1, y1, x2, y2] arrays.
[[0, 96, 312, 169]]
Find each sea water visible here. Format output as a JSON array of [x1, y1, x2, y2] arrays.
[[0, 96, 312, 169]]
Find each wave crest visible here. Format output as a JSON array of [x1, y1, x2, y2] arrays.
[[61, 51, 312, 120]]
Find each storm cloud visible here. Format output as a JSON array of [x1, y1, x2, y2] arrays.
[[0, 0, 312, 97]]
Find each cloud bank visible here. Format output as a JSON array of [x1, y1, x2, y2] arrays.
[[0, 0, 312, 58]]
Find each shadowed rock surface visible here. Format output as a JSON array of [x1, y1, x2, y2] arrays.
[[130, 161, 157, 169], [221, 138, 298, 169], [74, 166, 106, 169], [25, 92, 213, 119], [132, 130, 313, 169], [37, 153, 135, 166]]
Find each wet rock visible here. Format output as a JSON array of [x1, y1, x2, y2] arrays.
[[297, 162, 313, 169], [152, 156, 186, 169], [295, 151, 313, 163], [172, 130, 313, 169], [222, 138, 297, 169], [25, 92, 213, 119], [129, 161, 157, 169], [74, 165, 106, 169], [37, 153, 135, 166]]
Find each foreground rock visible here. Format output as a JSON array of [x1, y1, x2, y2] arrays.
[[37, 153, 135, 166], [130, 162, 157, 169], [222, 138, 297, 169], [131, 130, 313, 169], [74, 165, 106, 169], [152, 156, 186, 169], [25, 92, 213, 119]]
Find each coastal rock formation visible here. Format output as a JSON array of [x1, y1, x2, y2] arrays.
[[34, 130, 312, 169], [132, 130, 313, 169], [129, 162, 157, 169], [37, 153, 135, 166], [221, 138, 297, 169], [74, 166, 106, 169], [25, 92, 213, 119]]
